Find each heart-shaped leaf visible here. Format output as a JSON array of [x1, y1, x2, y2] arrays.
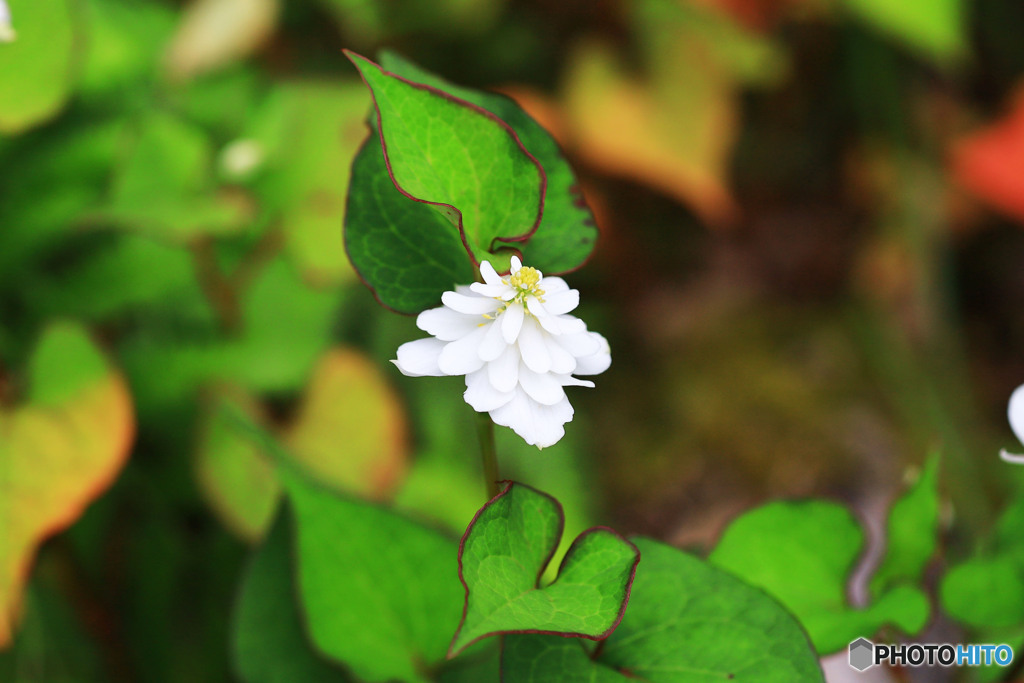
[[232, 506, 350, 683], [0, 0, 77, 133], [502, 538, 824, 682], [710, 499, 930, 654], [0, 323, 135, 646], [345, 51, 545, 265], [449, 481, 639, 657], [282, 463, 462, 683], [378, 50, 597, 276], [345, 129, 477, 313]]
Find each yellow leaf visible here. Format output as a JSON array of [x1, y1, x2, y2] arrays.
[[286, 349, 407, 499], [194, 388, 280, 542], [562, 1, 787, 225], [0, 324, 134, 647], [194, 348, 408, 541], [565, 40, 738, 224]]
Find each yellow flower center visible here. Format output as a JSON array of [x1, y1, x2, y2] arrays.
[[507, 266, 545, 303]]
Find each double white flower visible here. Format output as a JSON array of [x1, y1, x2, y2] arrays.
[[393, 256, 610, 448]]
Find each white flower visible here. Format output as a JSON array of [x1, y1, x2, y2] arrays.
[[1001, 384, 1024, 464], [0, 1, 15, 43], [393, 256, 610, 448]]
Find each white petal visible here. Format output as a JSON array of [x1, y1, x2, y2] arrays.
[[480, 261, 502, 286], [538, 313, 586, 336], [542, 290, 579, 315], [518, 363, 566, 405], [526, 296, 548, 318], [539, 276, 569, 294], [510, 255, 523, 272], [561, 375, 595, 388], [490, 388, 573, 449], [416, 306, 480, 341], [441, 291, 501, 315], [1010, 384, 1024, 447], [477, 318, 508, 361], [393, 338, 447, 377], [574, 332, 611, 376], [555, 329, 601, 357], [470, 282, 508, 298], [547, 339, 576, 374], [517, 317, 551, 374], [464, 369, 515, 412], [438, 326, 487, 375], [501, 302, 525, 343], [1000, 450, 1024, 465], [488, 344, 519, 393]]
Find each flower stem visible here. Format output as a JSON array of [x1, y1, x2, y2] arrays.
[[475, 412, 500, 500]]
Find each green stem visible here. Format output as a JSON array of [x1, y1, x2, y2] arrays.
[[476, 412, 500, 500]]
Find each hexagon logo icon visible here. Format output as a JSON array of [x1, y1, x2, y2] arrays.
[[849, 638, 875, 671]]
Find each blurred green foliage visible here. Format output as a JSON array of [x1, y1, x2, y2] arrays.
[[1, 0, 1024, 680]]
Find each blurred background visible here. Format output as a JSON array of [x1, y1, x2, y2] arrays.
[[2, 0, 1024, 680]]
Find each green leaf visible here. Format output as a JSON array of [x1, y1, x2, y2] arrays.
[[378, 51, 597, 275], [870, 454, 940, 596], [121, 258, 340, 412], [26, 235, 202, 321], [79, 0, 176, 99], [940, 497, 1024, 630], [195, 389, 281, 543], [502, 538, 824, 682], [0, 119, 122, 281], [942, 556, 1024, 628], [100, 111, 249, 240], [710, 501, 929, 653], [232, 507, 351, 683], [0, 0, 77, 133], [449, 481, 639, 657], [345, 132, 476, 313], [345, 51, 544, 264], [503, 636, 624, 682], [282, 465, 463, 683], [840, 0, 966, 64], [244, 82, 367, 285]]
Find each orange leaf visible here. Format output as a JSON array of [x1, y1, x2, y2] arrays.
[[952, 90, 1024, 225], [0, 323, 134, 647]]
